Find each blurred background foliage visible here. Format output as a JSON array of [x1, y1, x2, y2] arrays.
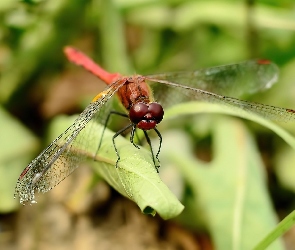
[[1, 0, 295, 249]]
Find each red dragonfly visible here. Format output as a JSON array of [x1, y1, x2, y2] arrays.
[[15, 47, 295, 204]]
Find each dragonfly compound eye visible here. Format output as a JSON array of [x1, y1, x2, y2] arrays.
[[129, 102, 149, 124], [148, 102, 164, 123]]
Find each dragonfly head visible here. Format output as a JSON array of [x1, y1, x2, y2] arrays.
[[129, 102, 164, 130]]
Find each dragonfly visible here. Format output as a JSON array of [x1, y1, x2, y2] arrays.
[[15, 46, 295, 204]]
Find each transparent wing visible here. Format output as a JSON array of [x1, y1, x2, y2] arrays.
[[147, 60, 279, 106], [15, 79, 126, 204], [148, 78, 295, 122]]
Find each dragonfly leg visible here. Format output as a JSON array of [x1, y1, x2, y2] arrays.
[[112, 123, 134, 167], [143, 130, 160, 173], [94, 111, 129, 160], [130, 125, 140, 149], [153, 128, 162, 164]]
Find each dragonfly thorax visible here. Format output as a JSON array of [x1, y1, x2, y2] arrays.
[[129, 102, 164, 130]]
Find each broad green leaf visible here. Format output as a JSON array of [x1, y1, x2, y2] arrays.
[[47, 115, 184, 220], [160, 116, 284, 249], [0, 106, 39, 212], [160, 99, 295, 248]]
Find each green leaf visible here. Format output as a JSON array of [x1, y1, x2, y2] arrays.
[[160, 100, 295, 248], [0, 106, 39, 212], [160, 116, 284, 249], [47, 115, 184, 220]]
